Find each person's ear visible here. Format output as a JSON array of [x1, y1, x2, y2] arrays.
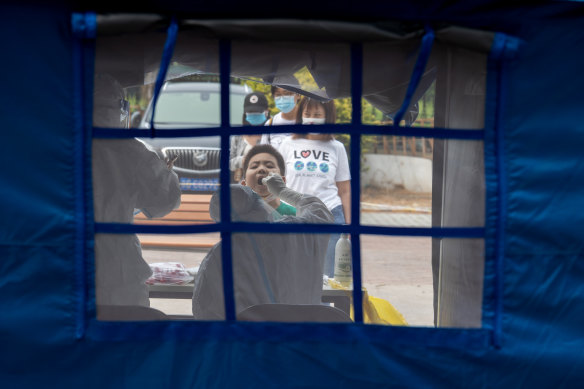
[[241, 179, 247, 186], [282, 175, 287, 184]]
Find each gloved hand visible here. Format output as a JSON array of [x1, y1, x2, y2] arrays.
[[262, 172, 287, 197], [262, 172, 303, 206]]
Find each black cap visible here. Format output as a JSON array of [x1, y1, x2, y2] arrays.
[[243, 92, 269, 113]]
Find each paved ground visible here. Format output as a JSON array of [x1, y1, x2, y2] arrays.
[[144, 211, 434, 326], [361, 212, 431, 228]]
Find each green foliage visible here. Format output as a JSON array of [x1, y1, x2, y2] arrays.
[[126, 93, 142, 109], [418, 80, 435, 119], [335, 98, 352, 124], [125, 87, 149, 111], [361, 135, 380, 154], [332, 97, 388, 126], [293, 66, 321, 92]]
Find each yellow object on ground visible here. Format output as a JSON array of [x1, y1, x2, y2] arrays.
[[327, 279, 408, 326]]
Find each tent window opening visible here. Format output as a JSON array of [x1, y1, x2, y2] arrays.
[[83, 14, 504, 340]]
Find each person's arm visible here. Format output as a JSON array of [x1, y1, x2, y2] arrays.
[[229, 137, 244, 171], [336, 180, 351, 224], [334, 140, 352, 224], [134, 141, 181, 218], [263, 173, 333, 224]]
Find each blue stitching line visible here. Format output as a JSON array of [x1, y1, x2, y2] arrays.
[[71, 11, 96, 339], [95, 222, 485, 238], [94, 125, 485, 140], [393, 26, 435, 125], [351, 43, 364, 323], [482, 33, 504, 337], [71, 13, 86, 340], [149, 17, 178, 137], [219, 40, 236, 321], [82, 14, 98, 325], [492, 34, 510, 349]]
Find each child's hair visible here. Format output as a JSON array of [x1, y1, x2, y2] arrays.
[[242, 144, 286, 176]]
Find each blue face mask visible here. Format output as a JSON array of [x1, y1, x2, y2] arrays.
[[275, 95, 296, 113], [246, 112, 267, 126]]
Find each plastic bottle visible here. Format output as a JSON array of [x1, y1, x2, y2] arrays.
[[334, 233, 352, 287]]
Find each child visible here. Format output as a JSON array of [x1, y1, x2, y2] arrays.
[[241, 144, 296, 216]]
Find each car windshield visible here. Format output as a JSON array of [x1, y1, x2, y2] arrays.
[[154, 91, 246, 126]]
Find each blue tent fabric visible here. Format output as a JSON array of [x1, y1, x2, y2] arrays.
[[3, 1, 584, 387]]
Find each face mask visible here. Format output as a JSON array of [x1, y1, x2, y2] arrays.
[[302, 117, 326, 125], [275, 95, 296, 113], [245, 112, 267, 126]]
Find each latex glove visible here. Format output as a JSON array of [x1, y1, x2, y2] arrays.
[[263, 172, 303, 206], [262, 172, 287, 197]]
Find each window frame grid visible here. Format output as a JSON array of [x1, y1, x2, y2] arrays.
[[77, 12, 515, 349]]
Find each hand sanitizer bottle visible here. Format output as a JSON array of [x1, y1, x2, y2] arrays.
[[334, 233, 352, 287]]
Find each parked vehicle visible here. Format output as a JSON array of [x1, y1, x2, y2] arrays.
[[137, 82, 251, 193]]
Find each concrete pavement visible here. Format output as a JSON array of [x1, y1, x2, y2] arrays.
[[361, 211, 431, 227]]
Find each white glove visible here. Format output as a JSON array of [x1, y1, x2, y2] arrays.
[[262, 172, 287, 197], [262, 172, 303, 206]]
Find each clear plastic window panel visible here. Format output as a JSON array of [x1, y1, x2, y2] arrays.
[[95, 233, 218, 321], [360, 236, 484, 328], [230, 134, 352, 226], [192, 233, 351, 323], [362, 36, 489, 130], [92, 16, 492, 326], [360, 137, 485, 228], [91, 138, 221, 224], [230, 40, 351, 105]]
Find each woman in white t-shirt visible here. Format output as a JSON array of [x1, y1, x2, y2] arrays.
[[278, 98, 351, 277]]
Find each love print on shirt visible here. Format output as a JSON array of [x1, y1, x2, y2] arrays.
[[293, 149, 330, 161]]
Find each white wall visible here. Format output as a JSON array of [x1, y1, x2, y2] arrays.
[[361, 154, 432, 193]]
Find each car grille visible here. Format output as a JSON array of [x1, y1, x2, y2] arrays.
[[162, 147, 220, 171]]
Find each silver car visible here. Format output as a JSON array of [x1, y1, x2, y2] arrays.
[[139, 82, 251, 193]]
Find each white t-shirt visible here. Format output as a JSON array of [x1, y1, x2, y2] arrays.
[[260, 113, 294, 150], [266, 112, 296, 126], [279, 137, 351, 210]]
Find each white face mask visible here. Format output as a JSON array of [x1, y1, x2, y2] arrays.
[[302, 117, 326, 125]]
